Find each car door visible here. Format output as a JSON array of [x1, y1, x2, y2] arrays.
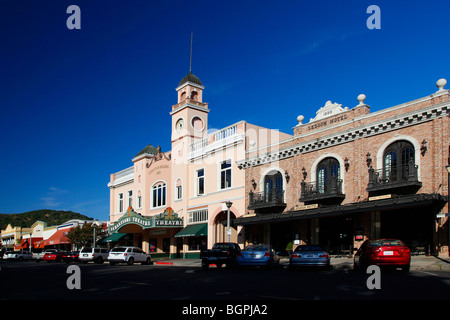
[[133, 248, 144, 262], [354, 240, 367, 268]]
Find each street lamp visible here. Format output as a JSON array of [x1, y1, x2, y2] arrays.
[[226, 201, 233, 242]]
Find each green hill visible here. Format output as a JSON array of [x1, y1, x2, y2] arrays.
[[0, 209, 94, 230]]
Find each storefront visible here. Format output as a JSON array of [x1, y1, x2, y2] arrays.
[[233, 193, 448, 256], [108, 206, 183, 259], [174, 223, 208, 258]]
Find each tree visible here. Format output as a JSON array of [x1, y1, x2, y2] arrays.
[[66, 223, 106, 249]]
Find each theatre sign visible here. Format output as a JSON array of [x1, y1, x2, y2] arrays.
[[109, 207, 183, 233]]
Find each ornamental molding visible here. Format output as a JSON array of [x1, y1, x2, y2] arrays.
[[237, 101, 450, 169]]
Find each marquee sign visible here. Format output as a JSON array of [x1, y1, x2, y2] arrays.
[[155, 207, 183, 227], [109, 207, 183, 233]]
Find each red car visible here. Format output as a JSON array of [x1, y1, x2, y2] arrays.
[[62, 251, 80, 263], [354, 239, 411, 272], [43, 250, 64, 262]]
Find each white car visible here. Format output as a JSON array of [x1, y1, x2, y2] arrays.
[[79, 247, 109, 264], [6, 250, 33, 261], [108, 246, 152, 265]]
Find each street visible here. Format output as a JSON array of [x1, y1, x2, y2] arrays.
[[2, 260, 450, 301]]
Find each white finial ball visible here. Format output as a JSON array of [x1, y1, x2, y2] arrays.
[[297, 115, 304, 124], [436, 78, 447, 90], [357, 94, 366, 104], [249, 140, 256, 148]]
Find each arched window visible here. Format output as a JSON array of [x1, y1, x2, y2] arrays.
[[152, 182, 166, 208], [383, 140, 415, 181], [264, 171, 283, 201], [316, 157, 340, 194]]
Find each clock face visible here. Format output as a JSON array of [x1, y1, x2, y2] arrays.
[[176, 118, 184, 132]]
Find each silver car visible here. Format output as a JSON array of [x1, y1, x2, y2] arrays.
[[289, 245, 331, 270]]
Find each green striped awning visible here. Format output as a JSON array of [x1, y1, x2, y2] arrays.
[[174, 223, 207, 238], [101, 233, 128, 243]]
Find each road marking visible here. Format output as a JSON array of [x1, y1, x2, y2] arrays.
[[259, 295, 303, 300], [417, 270, 438, 277], [121, 281, 153, 286]]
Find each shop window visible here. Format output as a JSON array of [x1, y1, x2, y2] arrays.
[[163, 238, 170, 252], [149, 238, 157, 252]]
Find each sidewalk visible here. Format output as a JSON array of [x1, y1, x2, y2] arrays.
[[153, 255, 450, 271]]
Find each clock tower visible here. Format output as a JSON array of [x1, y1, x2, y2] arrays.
[[171, 71, 209, 147]]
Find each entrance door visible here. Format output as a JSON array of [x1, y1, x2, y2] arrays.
[[176, 238, 183, 258], [319, 216, 353, 255]]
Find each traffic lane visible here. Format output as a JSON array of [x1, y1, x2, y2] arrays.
[[2, 261, 450, 300]]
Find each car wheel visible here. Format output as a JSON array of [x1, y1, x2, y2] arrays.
[[97, 257, 104, 264], [143, 257, 151, 265], [202, 261, 209, 269], [127, 257, 134, 265], [110, 261, 116, 266], [402, 265, 410, 272]]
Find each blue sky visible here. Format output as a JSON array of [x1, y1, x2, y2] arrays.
[[1, 0, 450, 221]]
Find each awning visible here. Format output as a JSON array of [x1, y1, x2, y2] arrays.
[[101, 233, 128, 243], [44, 229, 71, 246], [232, 193, 448, 226], [174, 223, 207, 238]]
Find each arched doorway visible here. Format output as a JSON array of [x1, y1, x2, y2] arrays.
[[214, 210, 238, 243]]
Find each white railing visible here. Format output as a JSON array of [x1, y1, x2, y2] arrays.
[[214, 125, 237, 142], [115, 166, 134, 179], [190, 124, 238, 152]]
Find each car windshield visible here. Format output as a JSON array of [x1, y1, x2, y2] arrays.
[[213, 243, 235, 249], [244, 245, 270, 251], [369, 239, 405, 247], [81, 248, 92, 252], [111, 247, 127, 252], [294, 245, 325, 252]]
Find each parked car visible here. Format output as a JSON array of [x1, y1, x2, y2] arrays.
[[289, 245, 331, 270], [237, 244, 280, 269], [354, 239, 411, 272], [79, 247, 109, 264], [43, 250, 64, 262], [62, 251, 80, 263], [108, 246, 152, 265], [5, 250, 33, 261], [200, 242, 241, 269]]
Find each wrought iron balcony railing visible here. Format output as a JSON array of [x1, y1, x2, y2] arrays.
[[299, 176, 345, 203], [248, 189, 286, 213], [367, 161, 421, 194]]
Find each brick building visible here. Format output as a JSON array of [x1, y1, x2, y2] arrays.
[[234, 79, 450, 256]]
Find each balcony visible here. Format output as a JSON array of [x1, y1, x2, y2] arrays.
[[367, 162, 422, 195], [248, 189, 286, 214], [188, 123, 245, 161], [299, 176, 345, 205]]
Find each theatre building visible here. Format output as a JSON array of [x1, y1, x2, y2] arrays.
[[234, 79, 450, 256], [107, 71, 284, 258]]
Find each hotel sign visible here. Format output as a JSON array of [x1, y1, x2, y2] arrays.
[[109, 207, 183, 233]]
